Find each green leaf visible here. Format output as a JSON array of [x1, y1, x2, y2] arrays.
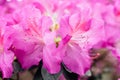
[[61, 64, 79, 80], [33, 61, 43, 80], [41, 67, 61, 80]]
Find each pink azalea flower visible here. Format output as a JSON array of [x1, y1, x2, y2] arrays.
[[90, 2, 120, 75], [8, 5, 58, 70], [56, 2, 106, 75], [57, 15, 89, 75], [9, 3, 65, 74], [96, 1, 120, 49]]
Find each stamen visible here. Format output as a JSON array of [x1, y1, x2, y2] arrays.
[[54, 24, 59, 30], [54, 37, 61, 43], [54, 37, 62, 48], [50, 24, 59, 31]]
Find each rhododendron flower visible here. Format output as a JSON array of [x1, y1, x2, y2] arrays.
[[57, 15, 91, 75], [8, 5, 60, 72], [93, 1, 120, 54], [56, 3, 105, 75], [7, 4, 66, 74]]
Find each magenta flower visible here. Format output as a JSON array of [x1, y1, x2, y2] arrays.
[[57, 3, 106, 74], [7, 3, 65, 74], [57, 14, 91, 75], [7, 5, 57, 70]]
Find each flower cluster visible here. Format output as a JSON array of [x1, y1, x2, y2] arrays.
[[0, 0, 120, 79]]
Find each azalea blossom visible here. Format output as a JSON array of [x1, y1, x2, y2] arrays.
[[7, 5, 52, 69], [6, 4, 64, 75]]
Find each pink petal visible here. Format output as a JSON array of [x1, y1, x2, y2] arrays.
[[59, 15, 72, 38], [8, 26, 43, 69], [43, 44, 62, 74], [63, 42, 91, 75], [43, 40, 66, 73], [0, 52, 14, 78], [41, 16, 53, 35], [69, 13, 81, 30]]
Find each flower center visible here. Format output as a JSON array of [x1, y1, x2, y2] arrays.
[[50, 24, 59, 31], [54, 37, 61, 48]]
